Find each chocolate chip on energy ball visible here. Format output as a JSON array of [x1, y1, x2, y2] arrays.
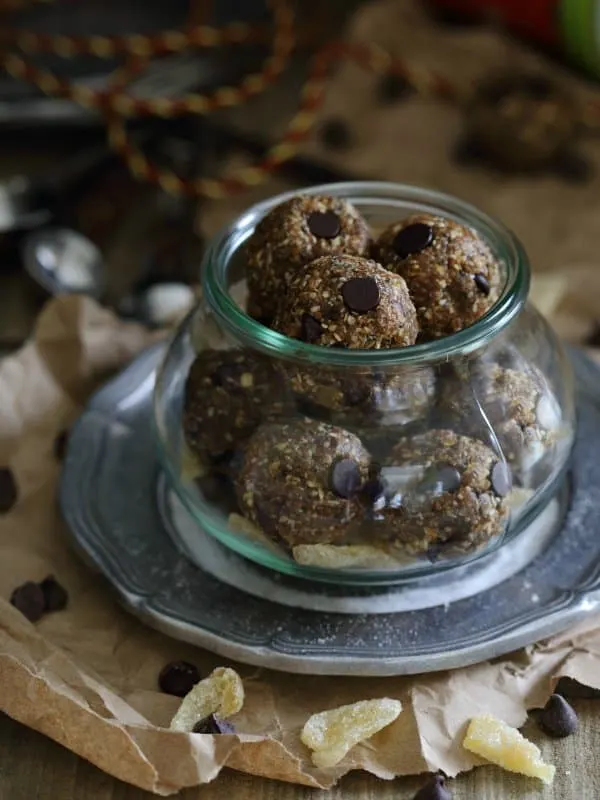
[[412, 774, 453, 800], [342, 276, 380, 313], [392, 222, 433, 259], [40, 576, 68, 612], [539, 694, 578, 738], [10, 581, 45, 623], [436, 465, 462, 493], [0, 468, 17, 513], [491, 461, 512, 497], [474, 273, 491, 295], [300, 313, 323, 344], [307, 210, 341, 239], [159, 661, 201, 697], [193, 714, 236, 734], [331, 458, 362, 498]]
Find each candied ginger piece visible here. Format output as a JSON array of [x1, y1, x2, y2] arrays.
[[301, 698, 402, 769], [463, 715, 555, 784], [292, 544, 404, 569], [169, 667, 244, 732]]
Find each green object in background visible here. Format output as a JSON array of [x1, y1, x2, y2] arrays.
[[560, 0, 600, 77]]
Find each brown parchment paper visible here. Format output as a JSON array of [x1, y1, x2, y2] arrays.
[[0, 286, 598, 797]]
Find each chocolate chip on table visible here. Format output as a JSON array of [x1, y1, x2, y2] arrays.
[[392, 223, 434, 259], [10, 582, 45, 623], [377, 72, 412, 104], [491, 461, 512, 497], [306, 210, 341, 239], [330, 458, 362, 498], [473, 273, 491, 295], [300, 313, 324, 344], [319, 118, 351, 150], [159, 661, 201, 697], [53, 430, 70, 461], [341, 276, 380, 313], [538, 693, 578, 738], [412, 774, 453, 800], [193, 714, 236, 734], [0, 468, 17, 513], [40, 576, 69, 612]]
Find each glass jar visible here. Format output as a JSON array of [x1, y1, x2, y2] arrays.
[[153, 182, 575, 585]]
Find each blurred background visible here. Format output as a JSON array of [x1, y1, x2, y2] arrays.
[[1, 0, 600, 354]]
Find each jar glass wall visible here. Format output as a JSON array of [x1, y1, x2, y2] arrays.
[[153, 182, 575, 585]]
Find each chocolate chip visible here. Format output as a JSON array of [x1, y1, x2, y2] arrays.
[[300, 313, 323, 343], [491, 461, 512, 497], [412, 774, 453, 800], [193, 714, 235, 734], [319, 118, 351, 150], [0, 468, 17, 513], [343, 382, 370, 406], [392, 223, 433, 259], [539, 694, 578, 738], [10, 582, 45, 623], [330, 458, 362, 498], [158, 661, 201, 697], [377, 73, 411, 104], [473, 273, 490, 295], [342, 277, 380, 313], [437, 465, 462, 493], [40, 576, 68, 612], [306, 210, 341, 239], [53, 430, 69, 461], [421, 464, 461, 494]]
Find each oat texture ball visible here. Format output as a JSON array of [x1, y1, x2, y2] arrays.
[[245, 194, 370, 323], [183, 349, 284, 467], [273, 254, 418, 348], [437, 360, 561, 478], [374, 213, 502, 339], [236, 418, 371, 547], [377, 429, 510, 556]]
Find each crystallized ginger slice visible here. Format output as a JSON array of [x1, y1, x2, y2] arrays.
[[301, 698, 402, 769], [169, 667, 244, 732], [463, 715, 555, 784]]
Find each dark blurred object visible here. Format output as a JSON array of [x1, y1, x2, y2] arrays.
[[455, 72, 591, 181], [0, 0, 278, 127], [426, 0, 600, 80]]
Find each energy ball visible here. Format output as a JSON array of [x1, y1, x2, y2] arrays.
[[374, 213, 502, 339], [183, 349, 284, 467], [377, 429, 510, 555], [273, 255, 418, 349], [289, 365, 436, 428], [437, 361, 561, 478], [245, 194, 370, 323], [236, 418, 371, 547]]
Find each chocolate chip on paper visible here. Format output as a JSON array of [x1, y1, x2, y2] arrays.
[[159, 661, 201, 697], [193, 714, 236, 734], [0, 467, 18, 513], [40, 576, 69, 612], [538, 693, 579, 738], [10, 581, 45, 623], [412, 774, 453, 800]]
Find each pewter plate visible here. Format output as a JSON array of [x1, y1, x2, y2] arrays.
[[59, 343, 600, 675]]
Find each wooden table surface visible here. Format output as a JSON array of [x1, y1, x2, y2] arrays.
[[1, 702, 598, 800]]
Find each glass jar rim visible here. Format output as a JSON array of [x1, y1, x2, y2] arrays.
[[202, 181, 530, 367]]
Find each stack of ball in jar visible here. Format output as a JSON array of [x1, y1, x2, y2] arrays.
[[183, 194, 562, 568]]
